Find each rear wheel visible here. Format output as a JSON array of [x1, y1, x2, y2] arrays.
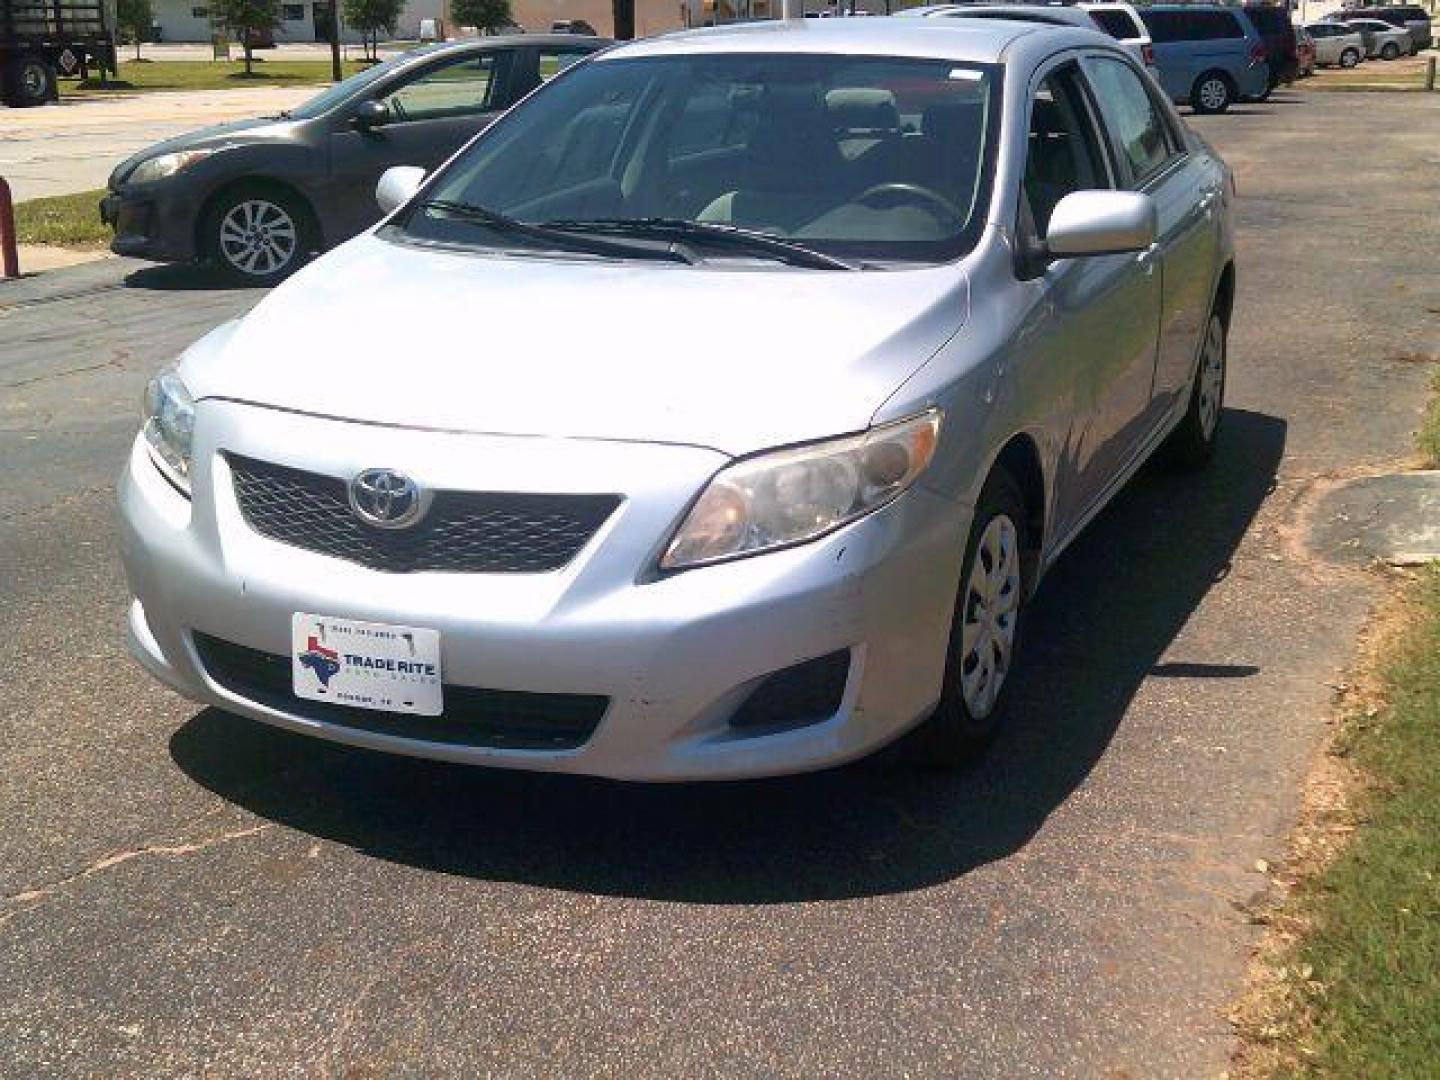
[[1165, 310, 1228, 469], [1191, 71, 1234, 115], [1339, 47, 1361, 68], [3, 56, 57, 107], [914, 468, 1030, 768], [1380, 41, 1400, 60]]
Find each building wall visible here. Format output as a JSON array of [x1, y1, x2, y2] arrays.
[[150, 0, 442, 43], [476, 0, 687, 37]]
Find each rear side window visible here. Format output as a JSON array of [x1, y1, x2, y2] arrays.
[[1139, 9, 1185, 42], [1084, 57, 1178, 186], [1245, 6, 1289, 33], [1089, 9, 1142, 39], [1188, 11, 1245, 39]]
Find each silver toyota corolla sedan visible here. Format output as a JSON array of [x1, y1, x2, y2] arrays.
[[119, 17, 1235, 780]]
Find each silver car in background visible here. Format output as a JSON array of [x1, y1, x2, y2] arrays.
[[1305, 21, 1367, 68], [1346, 17, 1415, 59], [120, 18, 1235, 781]]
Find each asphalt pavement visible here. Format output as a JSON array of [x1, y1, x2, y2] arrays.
[[2, 91, 1438, 1076]]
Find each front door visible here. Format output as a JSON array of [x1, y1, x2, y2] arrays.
[[1016, 62, 1162, 536], [325, 49, 515, 240]]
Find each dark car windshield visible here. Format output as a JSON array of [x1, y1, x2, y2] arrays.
[[285, 44, 452, 119], [397, 53, 999, 265]]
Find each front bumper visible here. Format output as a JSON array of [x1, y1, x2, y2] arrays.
[[102, 185, 199, 263], [119, 401, 970, 781]]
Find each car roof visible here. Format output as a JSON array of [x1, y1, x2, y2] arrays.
[[901, 5, 1098, 29], [598, 16, 1092, 64]]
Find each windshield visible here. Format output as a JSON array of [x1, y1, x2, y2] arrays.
[[286, 45, 450, 120], [398, 53, 999, 265]]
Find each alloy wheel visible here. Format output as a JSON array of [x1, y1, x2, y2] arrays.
[[1198, 315, 1226, 441], [1198, 78, 1228, 111], [959, 514, 1021, 720], [218, 198, 299, 278]]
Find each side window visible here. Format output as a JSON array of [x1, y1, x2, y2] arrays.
[[1089, 9, 1141, 40], [383, 54, 500, 122], [1139, 10, 1185, 43], [1189, 11, 1245, 40], [1084, 57, 1177, 187], [1022, 66, 1109, 235], [537, 49, 591, 83]]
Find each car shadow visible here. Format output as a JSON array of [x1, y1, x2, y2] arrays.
[[123, 263, 266, 292], [169, 408, 1286, 904]]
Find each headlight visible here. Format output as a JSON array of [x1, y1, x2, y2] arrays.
[[128, 149, 213, 185], [662, 409, 942, 570], [142, 368, 195, 495]]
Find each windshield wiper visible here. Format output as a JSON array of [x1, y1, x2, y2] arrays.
[[414, 200, 692, 263], [540, 217, 860, 271]]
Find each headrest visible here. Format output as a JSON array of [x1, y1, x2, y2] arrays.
[[825, 87, 901, 132]]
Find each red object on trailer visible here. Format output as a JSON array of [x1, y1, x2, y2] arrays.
[[0, 175, 19, 278]]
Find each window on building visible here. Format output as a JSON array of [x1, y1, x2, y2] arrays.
[[282, 4, 306, 20], [191, 6, 209, 17]]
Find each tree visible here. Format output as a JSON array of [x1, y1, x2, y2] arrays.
[[211, 0, 282, 76], [449, 0, 513, 34], [343, 0, 402, 60], [116, 0, 154, 61]]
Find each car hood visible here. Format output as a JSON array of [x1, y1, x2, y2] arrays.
[[110, 117, 298, 187], [181, 234, 969, 458]]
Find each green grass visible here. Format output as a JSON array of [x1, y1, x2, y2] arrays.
[[69, 59, 365, 95], [1286, 568, 1440, 1075], [12, 189, 110, 248], [1420, 369, 1440, 469]]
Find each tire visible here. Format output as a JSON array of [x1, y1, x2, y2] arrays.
[[4, 56, 57, 108], [914, 467, 1030, 768], [1339, 47, 1360, 68], [1380, 42, 1400, 60], [204, 183, 316, 286], [1164, 308, 1228, 470], [1191, 71, 1234, 115]]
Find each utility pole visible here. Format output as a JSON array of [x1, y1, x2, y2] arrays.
[[328, 0, 342, 82]]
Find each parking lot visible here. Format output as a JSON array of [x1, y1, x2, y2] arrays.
[[1, 88, 1438, 1075]]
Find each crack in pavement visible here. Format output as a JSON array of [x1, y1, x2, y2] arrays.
[[0, 823, 274, 929]]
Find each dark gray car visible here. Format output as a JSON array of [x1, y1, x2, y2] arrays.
[[100, 36, 609, 283]]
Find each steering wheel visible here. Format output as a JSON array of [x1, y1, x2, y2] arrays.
[[856, 183, 965, 227]]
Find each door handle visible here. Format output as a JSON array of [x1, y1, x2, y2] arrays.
[[1135, 243, 1159, 275]]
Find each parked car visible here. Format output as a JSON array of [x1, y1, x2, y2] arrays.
[[1241, 3, 1298, 87], [1295, 26, 1316, 77], [1304, 21, 1366, 68], [1332, 5, 1431, 52], [1137, 4, 1271, 113], [100, 37, 610, 283], [550, 19, 598, 34], [119, 19, 1236, 780], [1346, 17, 1414, 59], [899, 2, 1158, 77]]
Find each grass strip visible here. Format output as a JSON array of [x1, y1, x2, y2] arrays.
[[13, 189, 111, 248], [69, 60, 364, 95]]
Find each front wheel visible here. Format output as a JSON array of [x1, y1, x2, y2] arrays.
[[1339, 47, 1361, 68], [1165, 310, 1228, 469], [4, 56, 57, 107], [914, 468, 1030, 768], [1380, 42, 1400, 60], [205, 185, 315, 286], [1191, 72, 1234, 115]]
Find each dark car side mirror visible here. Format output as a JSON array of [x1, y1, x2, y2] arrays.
[[352, 100, 393, 131]]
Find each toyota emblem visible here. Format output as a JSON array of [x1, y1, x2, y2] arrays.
[[349, 468, 425, 529]]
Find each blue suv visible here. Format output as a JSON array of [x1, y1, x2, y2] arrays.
[[1138, 5, 1271, 114]]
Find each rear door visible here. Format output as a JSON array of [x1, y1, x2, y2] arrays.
[[1083, 53, 1220, 425], [325, 48, 517, 239]]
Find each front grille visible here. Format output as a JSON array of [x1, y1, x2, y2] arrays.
[[228, 454, 620, 574], [194, 633, 607, 751]]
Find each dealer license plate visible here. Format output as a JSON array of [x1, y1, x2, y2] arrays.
[[291, 613, 442, 716]]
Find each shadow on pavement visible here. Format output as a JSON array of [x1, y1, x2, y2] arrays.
[[124, 263, 262, 291], [170, 408, 1286, 903]]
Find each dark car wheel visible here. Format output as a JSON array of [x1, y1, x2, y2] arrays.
[[205, 184, 316, 286], [1165, 309, 1228, 469], [1191, 71, 1234, 114], [1380, 41, 1401, 60], [914, 467, 1030, 768], [1339, 47, 1361, 68], [4, 56, 57, 108]]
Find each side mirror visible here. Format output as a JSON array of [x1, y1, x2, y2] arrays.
[[352, 100, 392, 131], [1044, 190, 1158, 259], [376, 165, 426, 215]]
